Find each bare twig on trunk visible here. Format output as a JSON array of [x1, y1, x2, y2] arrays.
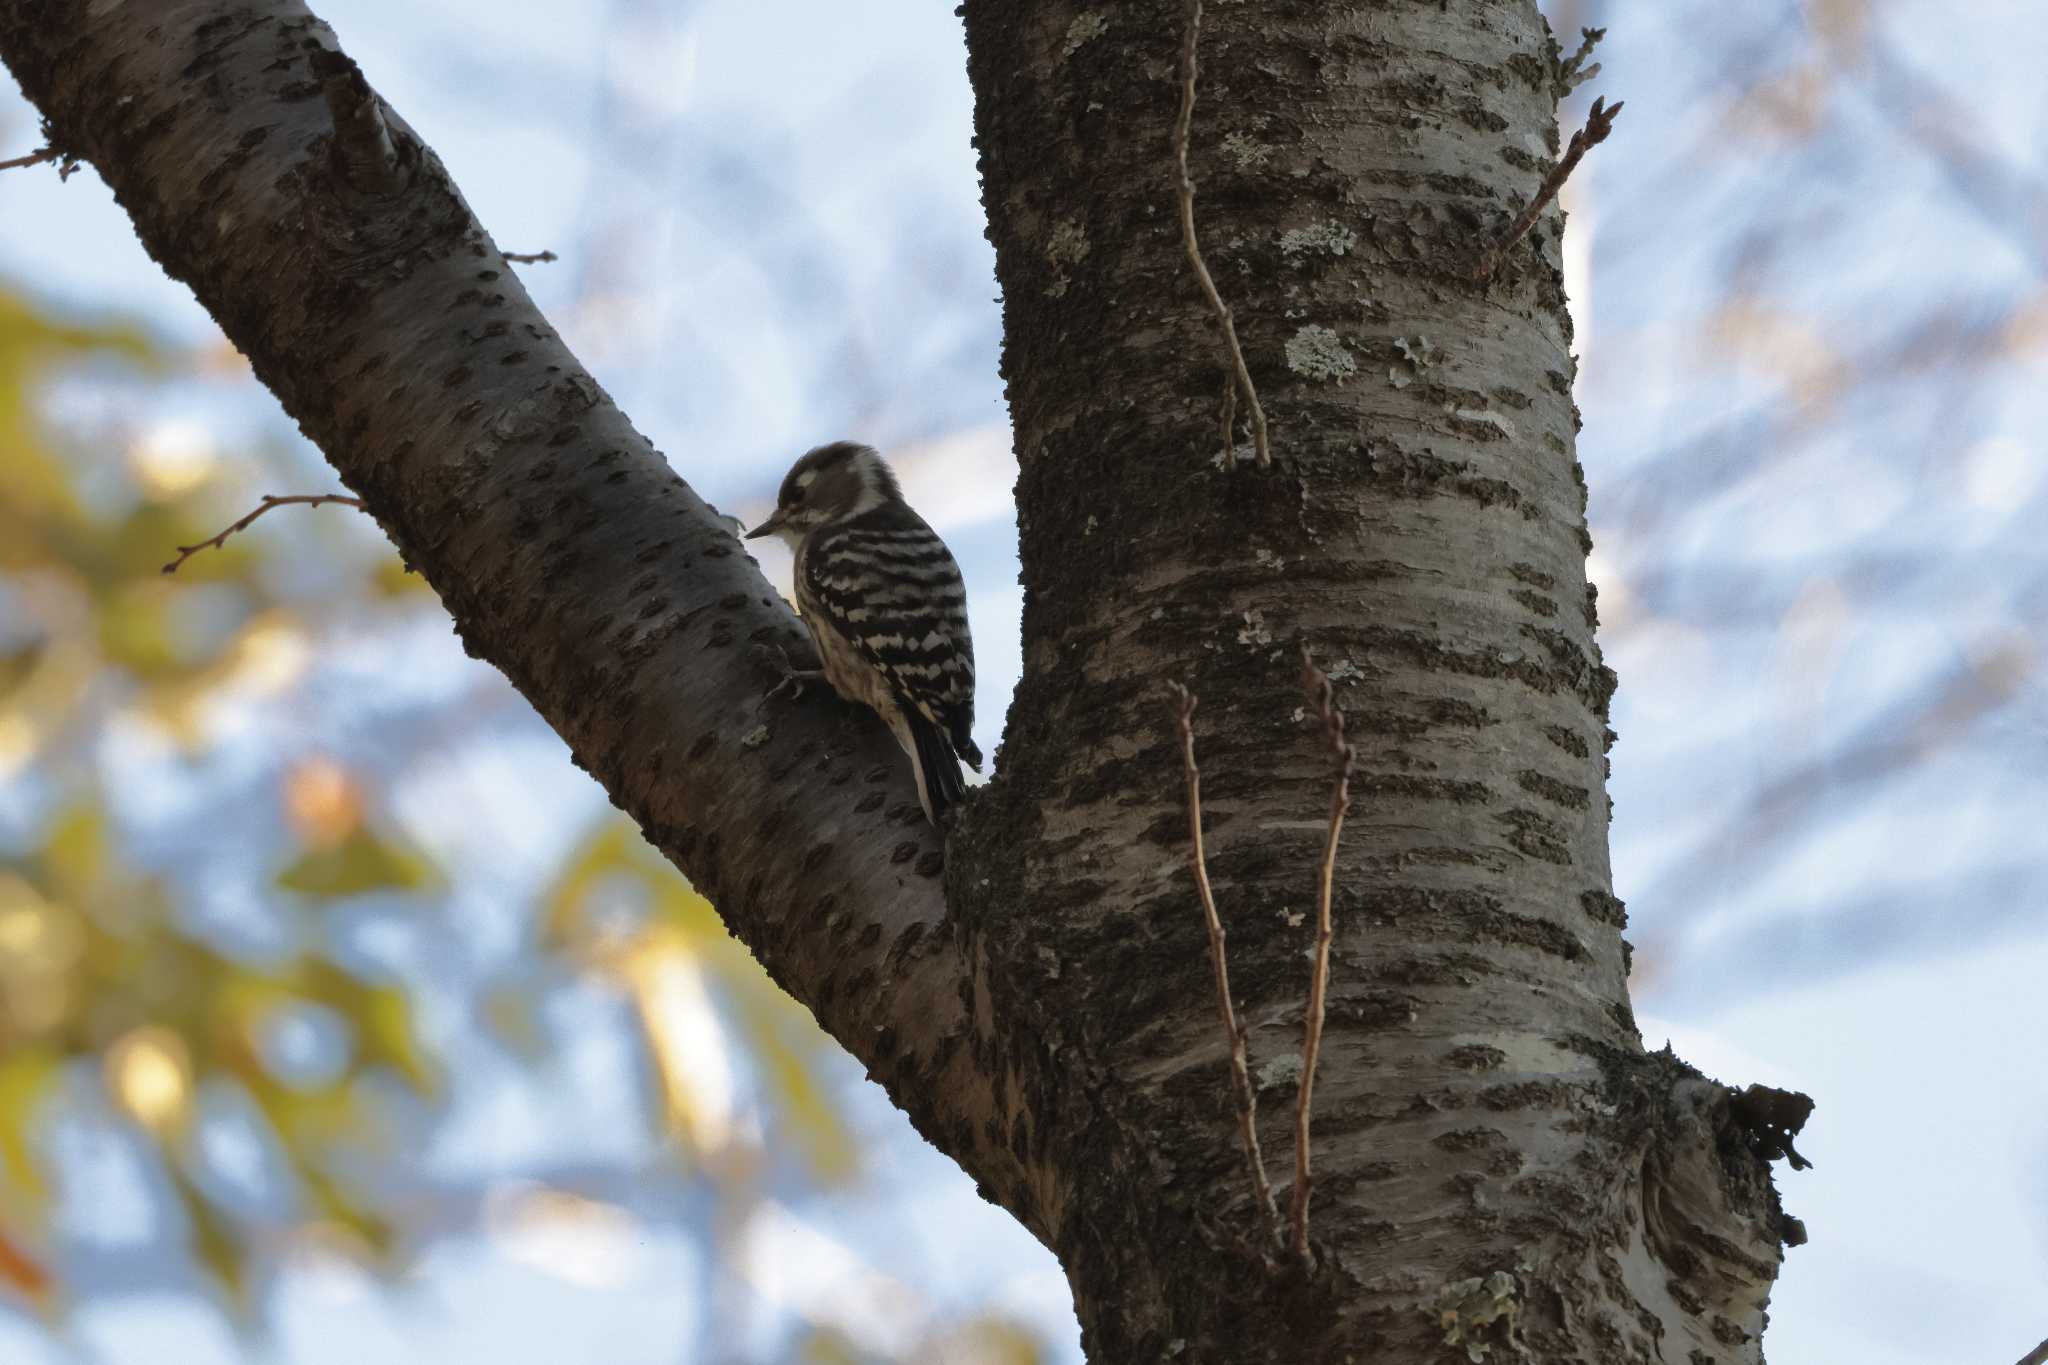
[[1169, 683, 1282, 1247], [0, 145, 56, 172], [1556, 26, 1607, 94], [1171, 0, 1270, 469], [161, 494, 368, 574], [1470, 95, 1624, 281], [1289, 647, 1354, 1265], [503, 249, 558, 264]]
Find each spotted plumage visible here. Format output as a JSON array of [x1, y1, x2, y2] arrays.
[[746, 441, 980, 823]]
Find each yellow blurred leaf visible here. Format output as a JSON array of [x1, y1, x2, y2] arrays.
[[940, 1318, 1046, 1365], [795, 1328, 863, 1365], [300, 1163, 398, 1266], [168, 1166, 250, 1311], [105, 1025, 194, 1134], [276, 827, 437, 898], [0, 1049, 61, 1215], [250, 1076, 369, 1150], [542, 822, 637, 949], [720, 945, 856, 1185], [291, 959, 437, 1095], [356, 986, 439, 1095], [370, 556, 434, 597], [96, 579, 183, 677], [654, 877, 724, 941], [38, 804, 105, 906]]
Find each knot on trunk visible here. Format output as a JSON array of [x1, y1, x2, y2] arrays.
[[1637, 1074, 1808, 1355]]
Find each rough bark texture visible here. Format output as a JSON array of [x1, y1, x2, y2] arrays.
[[1, 1, 1805, 1361], [947, 1, 1800, 1359]]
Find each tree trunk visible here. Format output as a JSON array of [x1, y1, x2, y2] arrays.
[[1, 0, 1806, 1360]]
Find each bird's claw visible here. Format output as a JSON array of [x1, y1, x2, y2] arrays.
[[754, 643, 823, 713]]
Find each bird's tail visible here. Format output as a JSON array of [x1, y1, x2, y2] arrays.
[[904, 704, 968, 825]]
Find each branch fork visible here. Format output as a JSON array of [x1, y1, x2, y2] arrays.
[[160, 493, 366, 574], [1168, 648, 1354, 1266]]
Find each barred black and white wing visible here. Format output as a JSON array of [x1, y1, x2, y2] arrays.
[[799, 503, 980, 821]]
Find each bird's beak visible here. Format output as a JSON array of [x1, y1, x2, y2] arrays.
[[745, 510, 784, 541]]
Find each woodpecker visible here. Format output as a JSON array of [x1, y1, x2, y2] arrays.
[[746, 441, 981, 824]]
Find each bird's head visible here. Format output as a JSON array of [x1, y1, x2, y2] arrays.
[[746, 440, 900, 547]]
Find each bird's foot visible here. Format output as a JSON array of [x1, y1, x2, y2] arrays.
[[754, 643, 824, 712]]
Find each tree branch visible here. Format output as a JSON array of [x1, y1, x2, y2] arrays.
[[1171, 0, 1270, 469], [1169, 683, 1282, 1248], [0, 0, 1028, 1229], [1289, 647, 1352, 1265], [160, 493, 367, 574], [1470, 95, 1624, 280], [0, 143, 55, 171]]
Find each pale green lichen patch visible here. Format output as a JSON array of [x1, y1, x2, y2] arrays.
[[1222, 131, 1272, 169], [1043, 219, 1092, 298], [1061, 12, 1107, 57], [1437, 1271, 1521, 1363], [1255, 1053, 1303, 1089], [1286, 325, 1355, 382], [1280, 220, 1357, 260]]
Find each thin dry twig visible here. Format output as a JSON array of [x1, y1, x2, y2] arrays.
[[1172, 0, 1270, 469], [2015, 1338, 2048, 1365], [0, 144, 77, 179], [1289, 646, 1354, 1265], [0, 146, 58, 173], [161, 493, 367, 574], [1556, 26, 1607, 94], [1470, 95, 1624, 281], [503, 249, 558, 265], [1168, 682, 1283, 1247]]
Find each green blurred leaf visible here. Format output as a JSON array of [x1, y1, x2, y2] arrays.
[[277, 828, 438, 898]]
